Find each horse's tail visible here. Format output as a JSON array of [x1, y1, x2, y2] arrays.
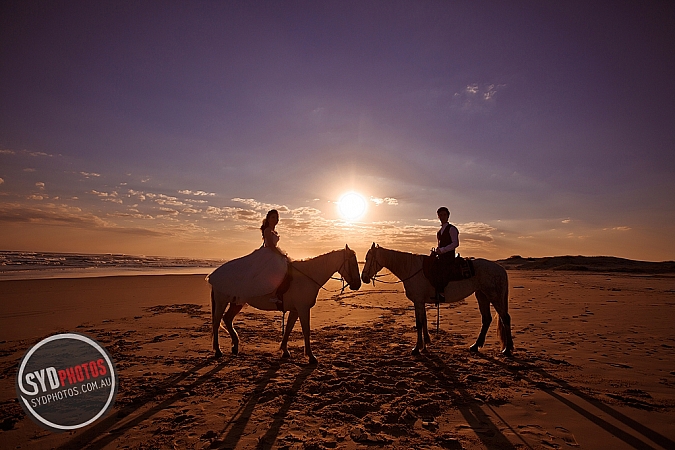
[[496, 272, 513, 354], [497, 312, 507, 352], [210, 288, 215, 339]]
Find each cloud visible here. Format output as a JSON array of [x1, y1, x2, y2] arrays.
[[90, 190, 123, 204], [232, 198, 289, 213], [452, 83, 506, 113], [105, 227, 168, 237], [370, 197, 398, 206], [289, 206, 322, 217], [157, 207, 179, 216], [108, 211, 155, 220], [35, 182, 45, 190], [91, 190, 117, 197], [179, 189, 215, 196], [604, 226, 631, 231], [206, 205, 261, 222], [458, 222, 496, 245], [0, 203, 107, 228], [154, 194, 187, 207], [128, 189, 146, 201], [0, 149, 56, 157], [80, 172, 101, 178], [0, 178, 4, 185]]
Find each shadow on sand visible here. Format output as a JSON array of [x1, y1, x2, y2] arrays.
[[482, 354, 675, 450], [421, 352, 518, 449], [59, 357, 230, 450], [211, 362, 316, 449]]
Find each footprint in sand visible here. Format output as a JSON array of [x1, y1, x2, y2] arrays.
[[518, 425, 565, 448], [554, 426, 580, 447]]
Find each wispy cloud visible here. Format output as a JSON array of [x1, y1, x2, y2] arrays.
[[206, 206, 261, 222], [370, 196, 398, 206], [178, 189, 215, 196], [90, 190, 123, 204], [26, 151, 54, 157], [232, 197, 290, 213], [452, 83, 506, 113], [604, 226, 631, 231], [0, 149, 56, 157], [80, 172, 101, 178]]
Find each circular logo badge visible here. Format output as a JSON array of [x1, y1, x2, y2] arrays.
[[15, 333, 118, 431]]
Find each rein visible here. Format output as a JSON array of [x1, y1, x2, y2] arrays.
[[366, 245, 441, 334], [366, 247, 423, 285], [290, 250, 351, 294], [279, 250, 352, 335]]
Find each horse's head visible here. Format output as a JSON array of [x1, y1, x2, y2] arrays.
[[340, 244, 361, 290], [361, 242, 381, 284]]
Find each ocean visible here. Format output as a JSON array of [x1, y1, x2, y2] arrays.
[[0, 251, 225, 280]]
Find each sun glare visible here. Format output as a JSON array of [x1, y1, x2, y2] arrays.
[[338, 192, 367, 221]]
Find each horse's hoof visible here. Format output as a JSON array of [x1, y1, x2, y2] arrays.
[[214, 349, 223, 359], [231, 345, 239, 356], [502, 348, 513, 358], [281, 350, 290, 359], [411, 348, 420, 356], [469, 344, 480, 353], [308, 356, 318, 365]]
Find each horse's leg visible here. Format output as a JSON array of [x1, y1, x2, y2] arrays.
[[492, 295, 514, 357], [223, 303, 244, 355], [298, 308, 317, 364], [423, 307, 432, 345], [469, 291, 492, 353], [211, 290, 228, 358], [280, 310, 298, 359], [412, 301, 427, 355]]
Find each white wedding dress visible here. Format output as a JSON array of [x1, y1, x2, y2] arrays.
[[206, 231, 288, 299]]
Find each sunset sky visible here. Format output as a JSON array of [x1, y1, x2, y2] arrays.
[[1, 1, 674, 262]]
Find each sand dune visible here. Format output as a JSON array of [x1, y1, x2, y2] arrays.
[[1, 270, 674, 449], [498, 255, 675, 274]]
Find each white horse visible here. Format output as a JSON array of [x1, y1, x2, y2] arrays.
[[360, 243, 513, 356], [211, 245, 361, 363]]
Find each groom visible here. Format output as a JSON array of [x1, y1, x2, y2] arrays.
[[431, 206, 459, 301]]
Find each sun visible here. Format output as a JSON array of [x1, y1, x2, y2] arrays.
[[338, 192, 367, 221]]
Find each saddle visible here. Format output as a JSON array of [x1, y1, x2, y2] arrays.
[[423, 253, 475, 292]]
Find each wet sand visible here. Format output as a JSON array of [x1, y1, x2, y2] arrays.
[[1, 271, 674, 449]]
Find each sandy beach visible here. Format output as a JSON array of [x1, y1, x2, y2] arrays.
[[1, 270, 674, 449]]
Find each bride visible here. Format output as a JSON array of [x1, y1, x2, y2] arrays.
[[207, 209, 289, 305]]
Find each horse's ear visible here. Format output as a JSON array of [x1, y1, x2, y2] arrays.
[[371, 242, 376, 249], [345, 244, 350, 251]]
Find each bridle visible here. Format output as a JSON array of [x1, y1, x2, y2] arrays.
[[291, 248, 355, 294], [365, 245, 423, 285]]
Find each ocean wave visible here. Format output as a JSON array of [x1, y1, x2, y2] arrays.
[[0, 251, 225, 272]]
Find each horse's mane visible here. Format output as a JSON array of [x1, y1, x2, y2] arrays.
[[293, 248, 347, 263], [377, 246, 424, 275], [379, 247, 423, 258]]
